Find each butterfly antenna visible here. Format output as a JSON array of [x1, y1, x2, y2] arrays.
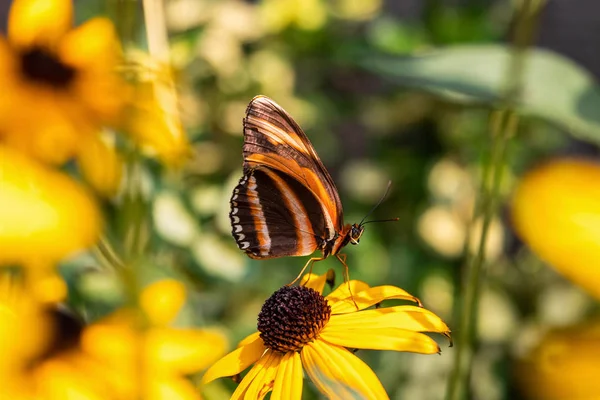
[[362, 217, 400, 225], [359, 181, 393, 226]]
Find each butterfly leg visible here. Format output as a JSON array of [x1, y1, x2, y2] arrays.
[[287, 256, 325, 287], [335, 254, 359, 310]]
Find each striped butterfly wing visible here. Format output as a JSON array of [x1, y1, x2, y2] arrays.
[[230, 168, 329, 259], [229, 95, 343, 258]]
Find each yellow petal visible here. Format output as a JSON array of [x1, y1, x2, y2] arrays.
[[320, 327, 441, 354], [230, 349, 277, 400], [149, 378, 202, 400], [59, 18, 120, 68], [8, 0, 73, 48], [149, 328, 227, 373], [25, 263, 67, 303], [512, 159, 600, 300], [59, 18, 127, 122], [0, 146, 101, 265], [330, 285, 421, 315], [77, 133, 123, 197], [81, 321, 136, 362], [245, 350, 282, 400], [0, 272, 53, 369], [201, 334, 265, 384], [271, 352, 302, 400], [327, 306, 450, 333], [238, 331, 261, 348], [301, 340, 389, 400], [0, 38, 18, 79], [300, 272, 328, 293], [34, 356, 112, 400], [140, 280, 186, 326], [0, 97, 84, 165], [122, 66, 190, 167], [326, 279, 370, 303]]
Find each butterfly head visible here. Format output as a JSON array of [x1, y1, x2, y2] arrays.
[[349, 223, 365, 245]]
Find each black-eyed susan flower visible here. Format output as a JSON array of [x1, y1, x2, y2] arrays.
[[0, 272, 111, 399], [0, 0, 127, 167], [202, 273, 450, 399], [511, 158, 600, 300], [0, 272, 53, 397], [0, 0, 129, 197], [1, 277, 227, 399], [80, 279, 228, 400]]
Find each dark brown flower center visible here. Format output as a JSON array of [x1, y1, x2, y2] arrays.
[[20, 47, 76, 87], [257, 286, 331, 353], [29, 307, 84, 367]]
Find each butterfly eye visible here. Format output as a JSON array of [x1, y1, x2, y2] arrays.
[[349, 226, 363, 245]]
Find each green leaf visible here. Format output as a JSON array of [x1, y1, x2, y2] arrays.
[[364, 45, 600, 144]]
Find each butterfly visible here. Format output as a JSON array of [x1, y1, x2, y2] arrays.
[[229, 95, 378, 282]]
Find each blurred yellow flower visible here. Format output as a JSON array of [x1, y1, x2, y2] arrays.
[[516, 321, 600, 399], [0, 146, 101, 301], [0, 273, 112, 399], [0, 0, 127, 166], [1, 277, 227, 399], [0, 146, 100, 264], [82, 279, 227, 400], [203, 273, 450, 400], [0, 273, 53, 396], [76, 132, 124, 197], [512, 159, 600, 300], [121, 53, 191, 167]]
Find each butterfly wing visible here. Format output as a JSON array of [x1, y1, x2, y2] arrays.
[[243, 96, 343, 229], [229, 95, 344, 258], [230, 168, 330, 259]]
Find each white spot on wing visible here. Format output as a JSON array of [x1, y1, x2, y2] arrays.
[[240, 242, 250, 249], [232, 216, 240, 224]]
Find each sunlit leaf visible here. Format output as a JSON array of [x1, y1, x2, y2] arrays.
[[365, 45, 600, 144]]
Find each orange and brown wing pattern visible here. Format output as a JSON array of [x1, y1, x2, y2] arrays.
[[229, 168, 329, 259], [242, 96, 343, 234]]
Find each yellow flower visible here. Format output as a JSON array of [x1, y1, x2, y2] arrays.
[[516, 321, 600, 399], [0, 146, 101, 265], [0, 0, 127, 165], [202, 273, 450, 400], [121, 52, 191, 167], [1, 277, 227, 400], [81, 279, 228, 400], [0, 272, 109, 399], [0, 146, 101, 301], [511, 158, 600, 300], [0, 273, 53, 396]]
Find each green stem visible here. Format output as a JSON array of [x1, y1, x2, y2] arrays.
[[108, 0, 140, 47], [109, 2, 153, 399], [445, 1, 541, 399]]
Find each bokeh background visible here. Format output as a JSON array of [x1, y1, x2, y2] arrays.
[[6, 0, 600, 398]]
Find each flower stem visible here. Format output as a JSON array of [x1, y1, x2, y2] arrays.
[[445, 1, 542, 399], [446, 108, 516, 400]]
